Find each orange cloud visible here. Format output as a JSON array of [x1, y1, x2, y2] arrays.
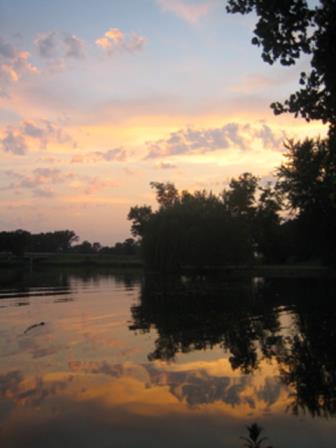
[[96, 28, 146, 55]]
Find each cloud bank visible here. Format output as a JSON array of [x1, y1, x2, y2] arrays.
[[1, 120, 75, 155], [146, 122, 286, 158]]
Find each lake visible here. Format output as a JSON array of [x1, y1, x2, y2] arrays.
[[0, 268, 335, 447]]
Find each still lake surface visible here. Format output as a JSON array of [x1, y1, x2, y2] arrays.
[[0, 268, 335, 448]]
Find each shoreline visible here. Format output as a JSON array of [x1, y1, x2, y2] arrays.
[[0, 254, 335, 278]]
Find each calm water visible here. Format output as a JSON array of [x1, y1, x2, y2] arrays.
[[0, 268, 335, 448]]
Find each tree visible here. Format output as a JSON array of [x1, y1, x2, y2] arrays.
[[127, 205, 153, 238], [222, 172, 258, 218], [276, 136, 336, 262], [150, 182, 179, 208], [227, 0, 336, 126], [127, 177, 281, 271]]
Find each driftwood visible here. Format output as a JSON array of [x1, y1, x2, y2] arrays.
[[23, 321, 45, 334]]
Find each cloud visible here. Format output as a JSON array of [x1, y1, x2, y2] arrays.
[[157, 162, 177, 169], [34, 32, 58, 58], [2, 168, 74, 197], [96, 28, 146, 55], [34, 32, 85, 71], [0, 36, 38, 96], [254, 123, 286, 150], [157, 0, 210, 23], [75, 176, 119, 195], [146, 123, 247, 158], [1, 130, 28, 155], [0, 119, 75, 155], [145, 122, 286, 159], [64, 34, 85, 59], [94, 147, 127, 161], [0, 37, 16, 59], [71, 148, 127, 164]]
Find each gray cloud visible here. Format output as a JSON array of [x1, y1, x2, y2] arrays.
[[1, 130, 28, 155], [146, 122, 285, 159], [254, 123, 286, 150], [2, 168, 74, 197], [34, 32, 58, 58], [0, 35, 38, 96], [1, 119, 75, 155], [158, 162, 177, 169], [64, 34, 85, 59], [94, 147, 127, 161], [34, 32, 85, 68], [0, 37, 16, 59], [71, 147, 127, 164]]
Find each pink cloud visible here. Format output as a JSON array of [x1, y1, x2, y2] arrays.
[[157, 0, 210, 23], [0, 119, 75, 155]]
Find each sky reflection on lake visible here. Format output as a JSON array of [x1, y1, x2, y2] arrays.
[[0, 269, 335, 448]]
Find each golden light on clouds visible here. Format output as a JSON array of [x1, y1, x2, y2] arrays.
[[0, 0, 328, 242]]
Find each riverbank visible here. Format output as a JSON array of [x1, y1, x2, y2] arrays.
[[0, 253, 335, 278], [0, 253, 143, 269]]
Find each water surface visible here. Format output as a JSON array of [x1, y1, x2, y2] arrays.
[[0, 268, 335, 447]]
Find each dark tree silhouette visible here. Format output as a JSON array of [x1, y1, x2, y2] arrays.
[[227, 0, 336, 126], [127, 176, 291, 271], [276, 135, 336, 263]]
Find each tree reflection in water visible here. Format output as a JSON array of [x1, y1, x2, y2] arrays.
[[240, 423, 273, 448], [130, 274, 336, 417]]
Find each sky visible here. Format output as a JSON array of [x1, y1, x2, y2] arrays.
[[0, 0, 327, 244]]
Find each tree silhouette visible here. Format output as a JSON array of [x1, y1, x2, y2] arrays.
[[227, 0, 336, 126]]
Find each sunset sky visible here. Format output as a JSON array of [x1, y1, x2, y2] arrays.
[[0, 0, 326, 244]]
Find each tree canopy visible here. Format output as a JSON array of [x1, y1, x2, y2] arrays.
[[128, 176, 287, 271], [227, 0, 336, 126]]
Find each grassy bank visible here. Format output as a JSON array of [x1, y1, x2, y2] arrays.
[[38, 253, 143, 268], [0, 253, 335, 277], [0, 253, 143, 268], [180, 264, 336, 278]]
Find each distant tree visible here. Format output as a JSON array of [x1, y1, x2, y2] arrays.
[[92, 242, 101, 253], [0, 229, 31, 256], [53, 230, 78, 252], [227, 0, 336, 126], [76, 241, 93, 253]]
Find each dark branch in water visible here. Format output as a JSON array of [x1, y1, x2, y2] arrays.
[[24, 321, 45, 334]]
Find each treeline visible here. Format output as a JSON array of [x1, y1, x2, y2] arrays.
[[0, 229, 139, 257], [128, 134, 336, 271], [71, 237, 139, 256], [0, 230, 78, 257]]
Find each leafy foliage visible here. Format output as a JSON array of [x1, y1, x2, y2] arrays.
[[276, 134, 336, 262], [227, 0, 336, 125]]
